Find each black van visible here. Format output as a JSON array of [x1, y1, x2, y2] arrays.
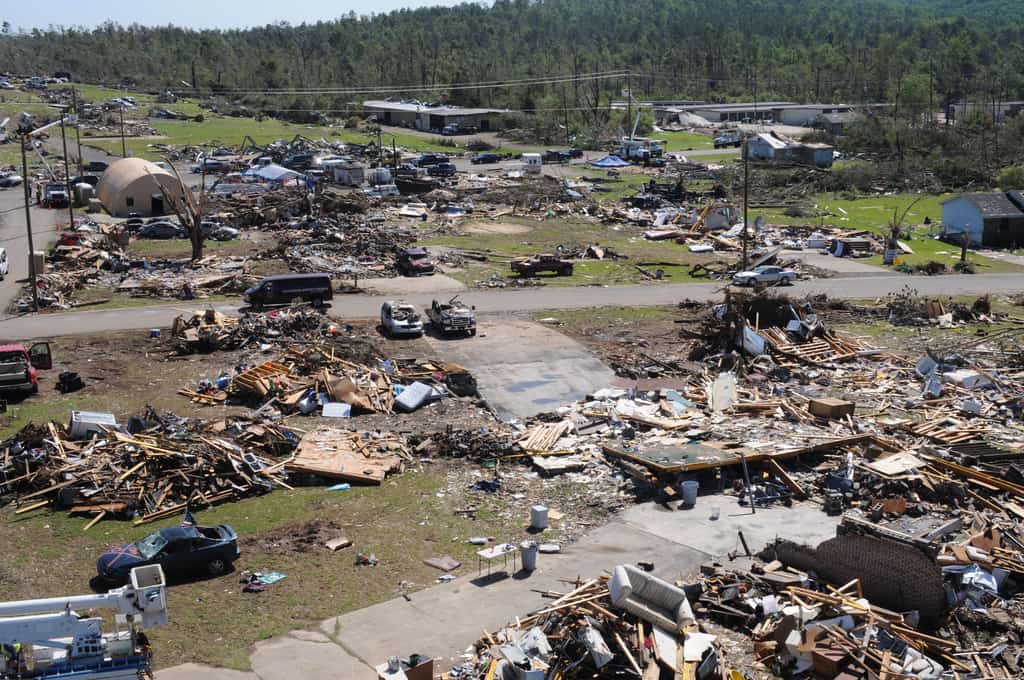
[[243, 273, 333, 310]]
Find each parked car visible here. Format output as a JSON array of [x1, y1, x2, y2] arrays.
[[201, 222, 241, 241], [428, 162, 457, 178], [394, 163, 421, 178], [124, 216, 145, 232], [282, 153, 316, 171], [567, 148, 585, 159], [732, 265, 797, 287], [380, 301, 424, 338], [0, 247, 7, 280], [415, 154, 446, 167], [84, 160, 109, 173], [243, 273, 333, 310], [0, 172, 23, 188], [0, 342, 52, 395], [69, 174, 100, 188], [470, 153, 501, 165], [190, 158, 230, 174], [96, 524, 239, 585], [542, 150, 570, 163], [396, 247, 436, 276], [138, 221, 186, 239]]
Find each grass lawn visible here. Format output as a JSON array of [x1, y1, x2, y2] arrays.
[[578, 170, 651, 203], [685, 151, 741, 163], [421, 215, 713, 286], [0, 470, 521, 670], [657, 130, 714, 151], [757, 192, 1024, 274]]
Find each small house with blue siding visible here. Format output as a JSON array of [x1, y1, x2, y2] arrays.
[[941, 192, 1024, 248]]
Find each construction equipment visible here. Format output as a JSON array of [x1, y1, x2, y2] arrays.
[[0, 565, 167, 678]]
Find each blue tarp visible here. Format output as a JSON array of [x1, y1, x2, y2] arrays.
[[589, 155, 631, 168]]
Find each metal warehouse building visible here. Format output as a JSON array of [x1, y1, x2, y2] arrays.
[[363, 100, 507, 133]]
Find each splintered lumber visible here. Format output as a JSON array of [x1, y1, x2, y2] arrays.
[[287, 427, 407, 484], [518, 421, 573, 452], [924, 455, 1024, 498], [766, 459, 806, 498]]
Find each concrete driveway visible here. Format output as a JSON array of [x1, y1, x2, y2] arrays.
[[424, 318, 616, 420], [155, 495, 838, 680]]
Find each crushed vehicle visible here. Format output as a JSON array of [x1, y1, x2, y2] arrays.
[[190, 158, 231, 174], [426, 296, 477, 336], [510, 253, 574, 277], [0, 342, 52, 395], [200, 221, 240, 241], [380, 300, 425, 338], [731, 264, 797, 286], [397, 247, 436, 276], [97, 524, 239, 584]]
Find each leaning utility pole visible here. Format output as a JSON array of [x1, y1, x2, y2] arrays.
[[56, 106, 75, 230], [19, 130, 40, 312], [742, 138, 750, 271], [71, 88, 83, 175]]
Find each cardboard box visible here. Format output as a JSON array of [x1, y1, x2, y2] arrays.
[[807, 397, 855, 420]]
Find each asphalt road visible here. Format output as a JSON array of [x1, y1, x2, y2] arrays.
[[2, 272, 1022, 341], [0, 182, 65, 312]]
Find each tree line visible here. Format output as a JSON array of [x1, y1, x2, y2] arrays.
[[1, 0, 1021, 116]]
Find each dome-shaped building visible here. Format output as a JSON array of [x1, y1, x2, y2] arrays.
[[96, 158, 185, 217]]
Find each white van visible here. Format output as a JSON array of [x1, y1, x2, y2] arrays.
[[0, 247, 8, 280]]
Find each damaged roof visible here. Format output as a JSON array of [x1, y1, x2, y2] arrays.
[[946, 192, 1024, 219]]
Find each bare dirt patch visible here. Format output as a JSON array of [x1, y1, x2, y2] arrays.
[[463, 221, 533, 235]]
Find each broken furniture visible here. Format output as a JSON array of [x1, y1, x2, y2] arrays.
[[609, 564, 695, 631]]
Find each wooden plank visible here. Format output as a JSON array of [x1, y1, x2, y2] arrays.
[[767, 459, 806, 498]]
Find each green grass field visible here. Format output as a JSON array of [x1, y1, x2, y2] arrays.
[[657, 130, 714, 151], [420, 215, 712, 286], [756, 192, 1024, 273]]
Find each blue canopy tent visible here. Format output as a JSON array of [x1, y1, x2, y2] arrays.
[[589, 155, 631, 168]]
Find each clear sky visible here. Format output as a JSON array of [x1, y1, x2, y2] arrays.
[[2, 0, 473, 31]]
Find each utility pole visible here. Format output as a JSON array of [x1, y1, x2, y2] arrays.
[[626, 71, 632, 130], [742, 138, 749, 271], [377, 127, 383, 167], [56, 106, 75, 230], [561, 85, 570, 147], [72, 88, 83, 175], [19, 131, 40, 312], [119, 105, 127, 157]]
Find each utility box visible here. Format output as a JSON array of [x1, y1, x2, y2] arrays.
[[807, 397, 855, 420], [69, 410, 118, 439]]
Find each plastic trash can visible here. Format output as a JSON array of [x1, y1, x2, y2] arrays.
[[680, 480, 699, 507], [520, 541, 538, 571]]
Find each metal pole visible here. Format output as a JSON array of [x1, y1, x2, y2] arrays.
[[119, 105, 127, 157], [72, 88, 83, 175], [742, 139, 749, 271], [739, 452, 756, 515], [20, 137, 39, 313], [58, 109, 74, 230]]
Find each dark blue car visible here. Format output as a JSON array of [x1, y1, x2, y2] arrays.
[[97, 525, 239, 584]]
